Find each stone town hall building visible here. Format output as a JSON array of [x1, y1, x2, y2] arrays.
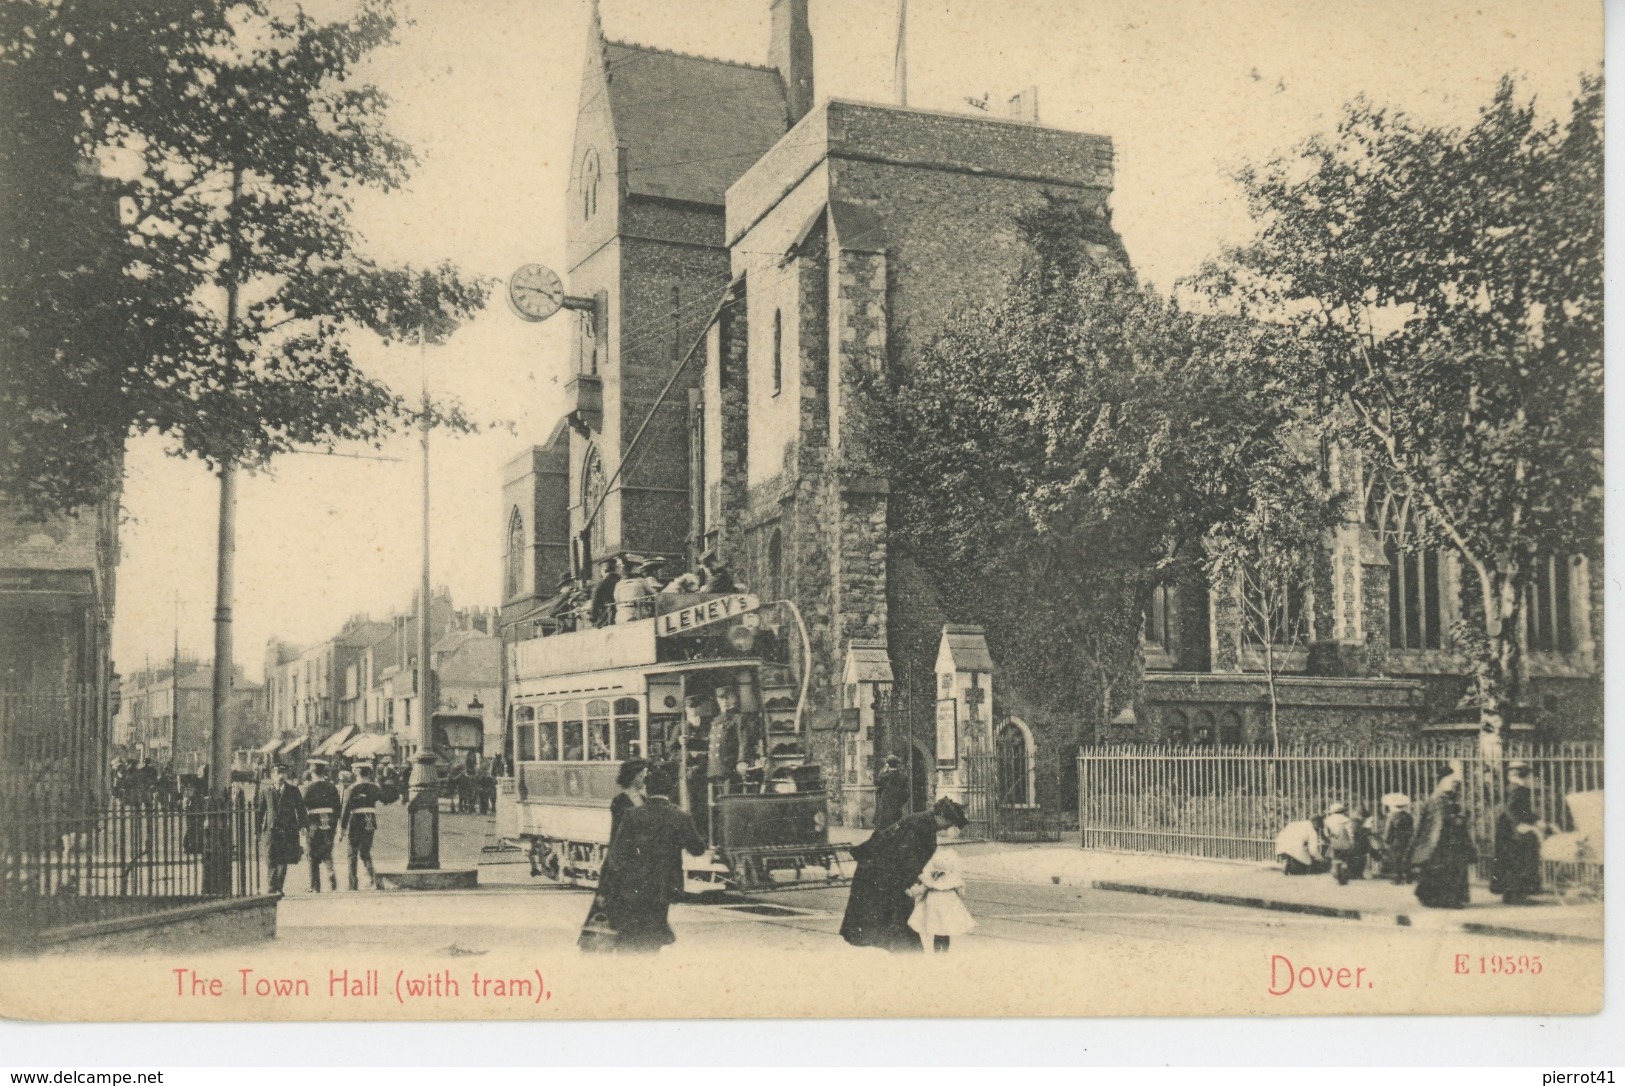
[[500, 0, 1601, 822]]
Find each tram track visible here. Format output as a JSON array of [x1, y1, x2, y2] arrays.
[[728, 881, 1367, 948]]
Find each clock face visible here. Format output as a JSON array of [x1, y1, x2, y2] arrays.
[[508, 263, 564, 322]]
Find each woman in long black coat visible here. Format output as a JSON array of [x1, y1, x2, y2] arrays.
[[594, 781, 706, 953], [1410, 771, 1477, 909], [840, 797, 968, 952], [1490, 763, 1543, 904]]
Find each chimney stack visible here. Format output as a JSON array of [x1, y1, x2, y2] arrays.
[[770, 0, 814, 125]]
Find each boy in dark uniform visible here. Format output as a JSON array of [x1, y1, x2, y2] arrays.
[[340, 763, 383, 890], [301, 762, 342, 892]]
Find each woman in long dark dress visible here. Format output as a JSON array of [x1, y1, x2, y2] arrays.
[[1490, 761, 1543, 904], [840, 797, 968, 952], [1410, 769, 1477, 909]]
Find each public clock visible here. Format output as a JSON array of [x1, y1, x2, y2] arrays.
[[508, 263, 565, 322]]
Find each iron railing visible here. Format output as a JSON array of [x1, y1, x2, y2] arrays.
[[1077, 741, 1603, 890], [0, 691, 106, 818], [962, 753, 1063, 843], [0, 794, 262, 948]]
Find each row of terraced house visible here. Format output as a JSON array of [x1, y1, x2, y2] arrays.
[[260, 589, 502, 771]]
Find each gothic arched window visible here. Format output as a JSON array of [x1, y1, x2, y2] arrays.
[[771, 309, 783, 396], [582, 150, 600, 220], [766, 528, 783, 600], [1366, 477, 1443, 650], [504, 507, 524, 601], [1526, 553, 1577, 653], [582, 445, 607, 563]]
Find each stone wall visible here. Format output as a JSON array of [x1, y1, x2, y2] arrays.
[[614, 231, 732, 561], [1128, 673, 1427, 747], [708, 279, 750, 556]]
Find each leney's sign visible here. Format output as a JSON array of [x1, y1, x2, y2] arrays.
[[657, 594, 759, 637]]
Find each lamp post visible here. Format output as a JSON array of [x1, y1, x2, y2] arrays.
[[406, 323, 440, 871]]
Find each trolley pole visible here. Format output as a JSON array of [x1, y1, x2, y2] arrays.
[[407, 325, 441, 870], [677, 674, 689, 813]]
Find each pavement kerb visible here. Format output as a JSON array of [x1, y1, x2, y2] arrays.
[[1085, 878, 1603, 945]]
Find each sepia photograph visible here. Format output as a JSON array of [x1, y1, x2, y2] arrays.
[[0, 0, 1607, 1029]]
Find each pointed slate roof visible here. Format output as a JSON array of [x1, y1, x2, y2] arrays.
[[937, 624, 995, 673], [603, 40, 789, 206]]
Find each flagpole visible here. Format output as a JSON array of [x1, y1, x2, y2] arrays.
[[894, 0, 908, 106]]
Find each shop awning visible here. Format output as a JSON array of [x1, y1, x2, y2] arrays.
[[278, 735, 307, 755], [341, 732, 394, 759], [254, 739, 282, 755], [313, 725, 358, 757]]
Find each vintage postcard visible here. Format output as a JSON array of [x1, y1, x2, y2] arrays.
[[0, 0, 1604, 1022]]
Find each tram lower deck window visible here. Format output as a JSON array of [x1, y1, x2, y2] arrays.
[[615, 715, 640, 760], [515, 723, 536, 762], [537, 721, 559, 760]]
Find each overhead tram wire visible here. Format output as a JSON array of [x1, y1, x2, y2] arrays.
[[564, 232, 872, 436], [590, 217, 890, 368], [567, 203, 891, 546], [578, 281, 738, 544]]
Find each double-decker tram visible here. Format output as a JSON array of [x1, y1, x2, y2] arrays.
[[497, 591, 847, 894]]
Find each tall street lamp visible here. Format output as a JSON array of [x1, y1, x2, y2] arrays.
[[407, 323, 440, 871], [382, 271, 478, 890]]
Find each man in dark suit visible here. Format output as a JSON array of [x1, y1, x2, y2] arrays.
[[595, 773, 707, 952], [873, 754, 909, 829], [258, 763, 306, 894], [589, 557, 622, 627]]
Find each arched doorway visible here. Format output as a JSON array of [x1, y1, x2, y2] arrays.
[[908, 738, 932, 814], [996, 718, 1035, 807]]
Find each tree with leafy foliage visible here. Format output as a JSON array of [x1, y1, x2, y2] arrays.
[[1197, 75, 1603, 749], [0, 3, 209, 511], [871, 197, 1301, 738], [2, 0, 488, 791], [1204, 441, 1340, 754]]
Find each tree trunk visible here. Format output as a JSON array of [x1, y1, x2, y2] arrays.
[[1264, 635, 1280, 757], [1473, 558, 1525, 762]]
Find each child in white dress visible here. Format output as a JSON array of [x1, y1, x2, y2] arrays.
[[907, 844, 976, 952]]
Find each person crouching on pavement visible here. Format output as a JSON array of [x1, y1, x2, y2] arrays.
[[340, 763, 383, 890], [1324, 801, 1358, 884], [907, 843, 975, 952], [1274, 813, 1329, 875], [302, 762, 342, 892]]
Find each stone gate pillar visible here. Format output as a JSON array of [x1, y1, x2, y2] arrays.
[[933, 624, 994, 804], [840, 639, 892, 826]]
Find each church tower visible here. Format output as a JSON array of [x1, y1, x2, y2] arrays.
[[557, 4, 795, 572]]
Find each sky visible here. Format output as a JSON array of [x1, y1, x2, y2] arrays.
[[107, 0, 1602, 682]]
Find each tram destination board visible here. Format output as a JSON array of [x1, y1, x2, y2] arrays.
[[655, 593, 759, 637]]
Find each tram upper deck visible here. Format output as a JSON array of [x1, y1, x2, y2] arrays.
[[508, 592, 786, 687]]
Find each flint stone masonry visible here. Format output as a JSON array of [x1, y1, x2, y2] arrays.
[[727, 99, 1115, 245]]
